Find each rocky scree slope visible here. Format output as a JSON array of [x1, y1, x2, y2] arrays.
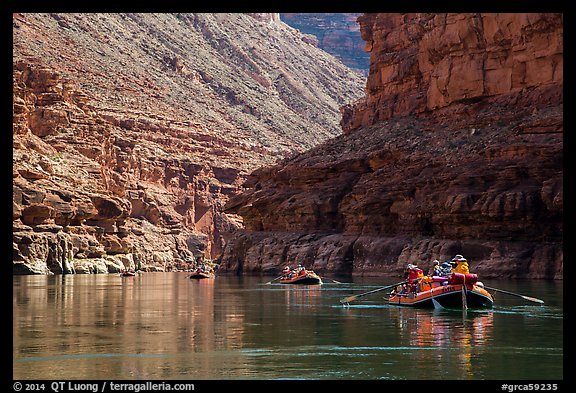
[[12, 13, 365, 274]]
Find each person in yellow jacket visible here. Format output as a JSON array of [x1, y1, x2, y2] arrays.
[[451, 254, 470, 274]]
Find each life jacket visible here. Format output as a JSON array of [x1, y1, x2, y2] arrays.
[[429, 266, 441, 276], [453, 261, 470, 274], [408, 268, 424, 284]]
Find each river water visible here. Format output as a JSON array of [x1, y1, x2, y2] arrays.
[[13, 273, 563, 381]]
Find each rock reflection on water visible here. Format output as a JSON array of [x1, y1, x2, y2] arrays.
[[13, 274, 562, 380], [13, 273, 250, 379]]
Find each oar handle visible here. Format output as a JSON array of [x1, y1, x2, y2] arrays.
[[265, 275, 285, 284]]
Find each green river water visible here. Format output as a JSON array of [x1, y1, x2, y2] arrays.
[[13, 273, 563, 381]]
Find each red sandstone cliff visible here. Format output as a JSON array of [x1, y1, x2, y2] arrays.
[[341, 13, 563, 132], [220, 13, 563, 279], [12, 13, 364, 274]]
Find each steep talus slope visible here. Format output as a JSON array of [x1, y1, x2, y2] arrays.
[[219, 13, 563, 279], [12, 13, 365, 274]]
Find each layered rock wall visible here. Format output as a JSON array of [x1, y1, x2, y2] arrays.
[[341, 13, 563, 132], [220, 13, 563, 279], [13, 62, 234, 274], [12, 13, 364, 274], [280, 13, 370, 75]]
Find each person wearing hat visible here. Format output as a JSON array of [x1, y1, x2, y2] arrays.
[[439, 262, 453, 277], [428, 260, 441, 276], [451, 255, 470, 274], [450, 254, 462, 268], [406, 263, 424, 292]]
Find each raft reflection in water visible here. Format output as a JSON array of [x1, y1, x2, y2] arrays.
[[394, 307, 494, 378]]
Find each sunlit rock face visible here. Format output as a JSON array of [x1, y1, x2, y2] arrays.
[[12, 13, 365, 274], [341, 13, 563, 132]]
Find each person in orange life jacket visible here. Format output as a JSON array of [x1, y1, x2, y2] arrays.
[[451, 254, 470, 274]]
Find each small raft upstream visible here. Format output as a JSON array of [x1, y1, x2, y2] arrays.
[[189, 270, 215, 279], [279, 269, 323, 285]]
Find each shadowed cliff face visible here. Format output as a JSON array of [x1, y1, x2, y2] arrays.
[[220, 13, 563, 279], [12, 13, 365, 274]]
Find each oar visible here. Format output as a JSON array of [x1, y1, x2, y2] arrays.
[[484, 285, 545, 304], [265, 275, 285, 285], [429, 282, 444, 310], [339, 281, 407, 304], [432, 296, 444, 310]]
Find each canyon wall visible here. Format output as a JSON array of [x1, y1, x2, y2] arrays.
[[219, 13, 563, 279], [341, 13, 563, 132], [280, 13, 370, 75], [12, 13, 365, 274]]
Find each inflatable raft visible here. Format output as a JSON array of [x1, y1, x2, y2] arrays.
[[279, 270, 323, 285], [189, 270, 215, 279], [388, 273, 494, 308]]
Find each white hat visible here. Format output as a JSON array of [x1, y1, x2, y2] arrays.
[[452, 254, 464, 261], [407, 264, 414, 270]]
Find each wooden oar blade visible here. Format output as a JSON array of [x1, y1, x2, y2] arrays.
[[484, 285, 545, 304], [340, 295, 357, 304], [523, 295, 545, 304], [432, 298, 444, 310]]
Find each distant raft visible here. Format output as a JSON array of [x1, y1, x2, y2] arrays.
[[279, 269, 323, 285], [189, 270, 215, 279]]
